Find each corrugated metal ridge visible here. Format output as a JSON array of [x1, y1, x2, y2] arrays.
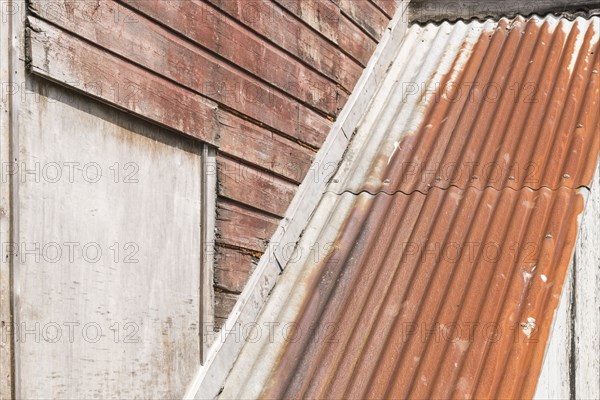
[[256, 14, 600, 400], [263, 187, 587, 399], [329, 15, 599, 196], [412, 11, 600, 27], [409, 1, 600, 25]]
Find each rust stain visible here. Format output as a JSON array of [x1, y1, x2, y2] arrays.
[[262, 15, 600, 399]]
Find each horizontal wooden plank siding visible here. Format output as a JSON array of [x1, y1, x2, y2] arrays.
[[217, 156, 298, 217], [214, 246, 259, 294], [117, 0, 347, 117], [203, 0, 364, 91], [370, 0, 399, 18], [216, 112, 315, 184], [216, 200, 280, 252], [25, 0, 400, 330], [271, 0, 377, 65], [27, 17, 220, 145], [27, 5, 330, 148], [335, 0, 390, 40]]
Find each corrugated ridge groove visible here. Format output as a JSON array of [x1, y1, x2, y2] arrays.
[[263, 23, 430, 398], [272, 22, 460, 398], [285, 22, 437, 396], [338, 15, 600, 197], [411, 10, 600, 26]]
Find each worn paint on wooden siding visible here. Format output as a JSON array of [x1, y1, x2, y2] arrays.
[[0, 16, 13, 400], [15, 79, 205, 398], [24, 0, 399, 336]]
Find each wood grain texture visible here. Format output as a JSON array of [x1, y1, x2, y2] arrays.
[[26, 17, 219, 145], [214, 246, 259, 293], [204, 0, 364, 91], [216, 112, 315, 184], [215, 292, 239, 322], [216, 200, 280, 253], [272, 0, 377, 66], [27, 4, 330, 148], [370, 0, 399, 18], [217, 156, 298, 218], [337, 11, 379, 66], [114, 0, 346, 117], [334, 0, 390, 41]]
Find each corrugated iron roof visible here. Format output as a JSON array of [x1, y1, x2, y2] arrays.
[[221, 15, 600, 399], [329, 16, 599, 196]]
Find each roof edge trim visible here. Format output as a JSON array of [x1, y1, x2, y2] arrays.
[[409, 0, 600, 24]]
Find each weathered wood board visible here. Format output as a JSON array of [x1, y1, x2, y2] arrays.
[[15, 80, 205, 398]]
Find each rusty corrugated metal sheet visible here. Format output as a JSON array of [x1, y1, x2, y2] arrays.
[[334, 16, 600, 195], [260, 15, 600, 399]]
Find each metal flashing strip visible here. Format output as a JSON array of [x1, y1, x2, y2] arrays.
[[409, 0, 600, 24]]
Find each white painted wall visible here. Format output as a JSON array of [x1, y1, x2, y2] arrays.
[[535, 162, 600, 399], [11, 78, 205, 398]]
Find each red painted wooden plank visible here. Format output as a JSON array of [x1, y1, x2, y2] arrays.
[[28, 4, 330, 148], [118, 0, 345, 116], [216, 199, 280, 252], [334, 0, 390, 41], [214, 246, 258, 293], [272, 0, 340, 43], [370, 0, 399, 19], [217, 156, 298, 217], [215, 291, 238, 320], [217, 111, 315, 184], [26, 17, 219, 145], [204, 0, 363, 92], [338, 13, 378, 66], [273, 0, 376, 66]]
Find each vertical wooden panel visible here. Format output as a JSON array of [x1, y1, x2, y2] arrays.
[[573, 163, 600, 398], [0, 1, 14, 395], [201, 146, 217, 354], [534, 266, 574, 399], [0, 0, 24, 396], [16, 80, 205, 398]]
